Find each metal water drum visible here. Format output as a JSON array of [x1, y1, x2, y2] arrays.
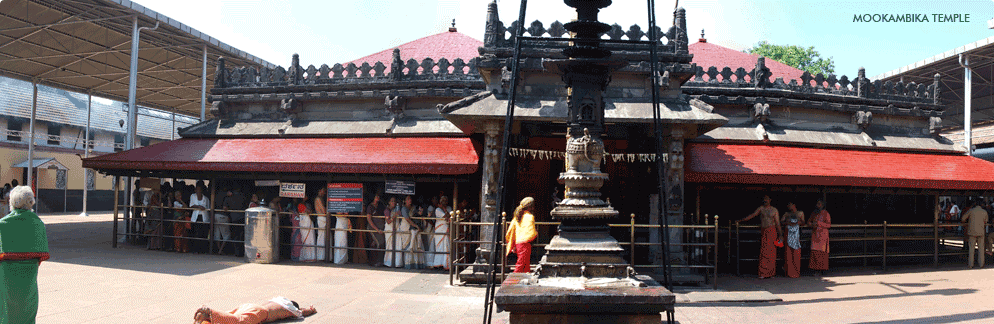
[[244, 206, 278, 263]]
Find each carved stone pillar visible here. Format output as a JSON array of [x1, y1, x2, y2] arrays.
[[476, 122, 502, 264], [666, 130, 686, 267]]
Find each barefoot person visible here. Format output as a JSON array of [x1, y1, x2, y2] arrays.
[[193, 296, 316, 324], [809, 199, 832, 274], [781, 202, 805, 278], [505, 197, 537, 273], [736, 195, 782, 279]]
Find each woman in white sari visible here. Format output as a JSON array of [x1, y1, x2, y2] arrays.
[[296, 200, 317, 262], [429, 196, 451, 270], [401, 195, 425, 269], [313, 188, 328, 262], [382, 197, 399, 267]]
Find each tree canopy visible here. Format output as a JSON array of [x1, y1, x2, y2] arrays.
[[746, 41, 835, 76]]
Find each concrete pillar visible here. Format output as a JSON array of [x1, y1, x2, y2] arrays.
[[81, 92, 91, 217]]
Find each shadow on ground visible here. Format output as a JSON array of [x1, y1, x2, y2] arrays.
[[42, 219, 244, 276]]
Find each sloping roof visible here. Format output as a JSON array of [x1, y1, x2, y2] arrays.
[[348, 29, 482, 73], [686, 143, 994, 190], [83, 137, 479, 175], [689, 41, 806, 82]]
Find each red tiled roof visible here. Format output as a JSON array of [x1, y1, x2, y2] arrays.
[[83, 137, 479, 175], [349, 30, 482, 74], [689, 41, 807, 82], [685, 143, 994, 190]]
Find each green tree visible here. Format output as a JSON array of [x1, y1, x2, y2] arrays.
[[746, 41, 835, 76]]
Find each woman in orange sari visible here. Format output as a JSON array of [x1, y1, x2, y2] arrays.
[[172, 190, 191, 253], [505, 197, 537, 273]]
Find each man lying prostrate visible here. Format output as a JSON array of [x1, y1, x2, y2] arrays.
[[194, 296, 317, 324]]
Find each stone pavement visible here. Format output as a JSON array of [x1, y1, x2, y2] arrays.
[[31, 212, 994, 323]]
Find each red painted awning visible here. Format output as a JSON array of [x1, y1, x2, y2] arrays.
[[685, 143, 994, 190], [83, 137, 479, 175]]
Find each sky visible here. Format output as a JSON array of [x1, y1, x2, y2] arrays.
[[134, 0, 994, 80]]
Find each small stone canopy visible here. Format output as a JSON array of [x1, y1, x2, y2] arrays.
[[13, 158, 68, 170]]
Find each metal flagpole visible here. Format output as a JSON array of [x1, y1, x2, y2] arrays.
[[484, 1, 528, 323]]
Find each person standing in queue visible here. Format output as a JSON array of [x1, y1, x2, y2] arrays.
[[505, 197, 537, 273], [736, 195, 782, 279], [961, 199, 988, 268], [365, 194, 386, 267], [808, 199, 832, 275]]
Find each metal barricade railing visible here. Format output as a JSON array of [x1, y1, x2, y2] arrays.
[[451, 213, 720, 288], [113, 203, 248, 254], [730, 220, 969, 275]]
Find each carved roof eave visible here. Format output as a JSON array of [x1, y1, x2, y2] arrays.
[[209, 87, 487, 103], [685, 88, 944, 118], [692, 125, 966, 155], [438, 91, 727, 137]]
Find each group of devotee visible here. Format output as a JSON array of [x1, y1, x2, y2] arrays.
[[364, 192, 455, 270], [737, 195, 831, 278]]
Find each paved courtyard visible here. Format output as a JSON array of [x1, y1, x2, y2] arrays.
[[30, 212, 994, 323]]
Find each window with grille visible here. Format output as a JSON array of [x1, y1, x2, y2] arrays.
[[114, 134, 124, 152], [47, 123, 60, 145], [56, 169, 67, 190], [7, 120, 21, 142]]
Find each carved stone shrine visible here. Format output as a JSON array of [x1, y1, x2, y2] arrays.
[[494, 1, 675, 322]]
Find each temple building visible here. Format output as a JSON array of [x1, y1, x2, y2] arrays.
[[84, 1, 994, 280]]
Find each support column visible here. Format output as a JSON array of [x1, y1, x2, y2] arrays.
[[201, 45, 207, 122], [27, 79, 37, 193], [123, 16, 140, 241], [479, 122, 501, 259], [81, 92, 92, 217], [666, 130, 686, 270], [961, 54, 973, 155]]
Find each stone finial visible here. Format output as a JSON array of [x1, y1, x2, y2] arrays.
[[214, 56, 227, 88], [675, 8, 688, 52], [855, 111, 872, 130], [933, 73, 941, 104], [857, 67, 868, 98], [752, 102, 771, 123], [699, 28, 706, 43], [290, 53, 302, 85], [450, 19, 457, 32], [754, 57, 771, 88], [391, 48, 403, 81]]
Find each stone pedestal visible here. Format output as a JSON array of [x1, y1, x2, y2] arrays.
[[495, 273, 675, 324]]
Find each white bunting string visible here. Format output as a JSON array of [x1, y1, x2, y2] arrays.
[[508, 147, 660, 162]]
